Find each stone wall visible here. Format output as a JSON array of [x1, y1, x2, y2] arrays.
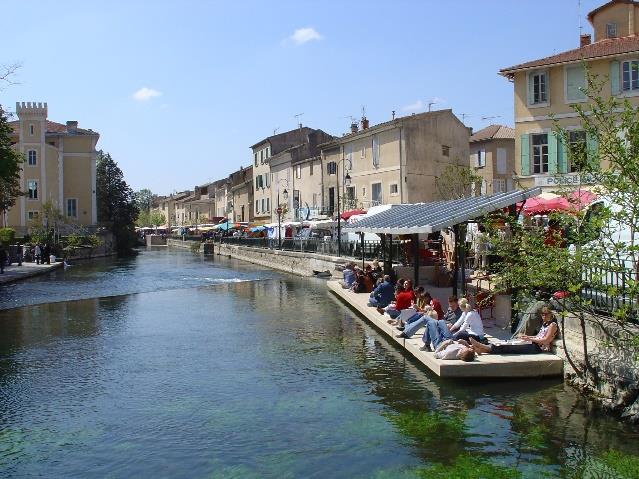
[[216, 243, 348, 277], [553, 310, 639, 423]]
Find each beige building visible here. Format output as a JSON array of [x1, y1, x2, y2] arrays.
[[500, 0, 639, 191], [229, 166, 253, 223], [5, 102, 99, 234], [250, 127, 317, 224], [213, 178, 231, 221], [469, 125, 516, 195], [320, 111, 470, 214]]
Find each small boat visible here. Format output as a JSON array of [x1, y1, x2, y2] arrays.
[[313, 270, 332, 278]]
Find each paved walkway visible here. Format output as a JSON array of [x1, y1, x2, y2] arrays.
[[0, 262, 62, 285], [327, 281, 563, 379]]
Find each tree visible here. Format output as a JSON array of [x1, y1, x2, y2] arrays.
[[435, 164, 483, 200], [488, 71, 639, 416], [0, 105, 23, 223], [96, 150, 138, 252], [135, 210, 151, 228], [134, 188, 155, 214], [150, 211, 166, 228]]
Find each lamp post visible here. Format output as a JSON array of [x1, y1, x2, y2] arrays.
[[336, 164, 352, 258], [277, 187, 288, 249]]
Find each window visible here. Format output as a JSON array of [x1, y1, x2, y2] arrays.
[[531, 133, 549, 174], [309, 160, 314, 175], [362, 186, 366, 198], [312, 193, 317, 207], [260, 150, 264, 164], [293, 190, 300, 208], [566, 65, 586, 102], [389, 183, 399, 195], [27, 180, 38, 200], [496, 148, 507, 174], [266, 146, 270, 158], [493, 178, 506, 193], [66, 199, 78, 217], [441, 145, 450, 157], [622, 60, 639, 91], [29, 124, 35, 136], [261, 198, 265, 212], [568, 130, 587, 172], [27, 150, 37, 166], [254, 152, 258, 167], [295, 164, 301, 179], [372, 135, 380, 168], [371, 182, 382, 205], [606, 23, 617, 38], [266, 197, 270, 212], [327, 161, 337, 175], [265, 173, 270, 188], [360, 145, 365, 158], [475, 149, 486, 168], [529, 71, 548, 104], [256, 200, 260, 213], [345, 186, 355, 202], [28, 210, 39, 220]]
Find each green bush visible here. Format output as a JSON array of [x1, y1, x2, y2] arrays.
[[0, 228, 16, 245], [65, 233, 83, 249], [85, 234, 102, 248]]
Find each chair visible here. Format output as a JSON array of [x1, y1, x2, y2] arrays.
[[475, 291, 494, 321]]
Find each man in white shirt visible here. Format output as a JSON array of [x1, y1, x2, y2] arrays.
[[434, 339, 476, 362]]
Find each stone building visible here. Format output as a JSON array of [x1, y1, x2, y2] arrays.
[[5, 102, 100, 234], [229, 166, 253, 223], [469, 125, 516, 195], [320, 110, 470, 214], [499, 0, 639, 191]]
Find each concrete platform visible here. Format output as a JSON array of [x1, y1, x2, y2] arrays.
[[0, 262, 62, 285], [327, 281, 563, 379]]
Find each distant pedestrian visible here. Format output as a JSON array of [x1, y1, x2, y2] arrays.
[[34, 244, 42, 265], [44, 244, 51, 264], [0, 246, 6, 274]]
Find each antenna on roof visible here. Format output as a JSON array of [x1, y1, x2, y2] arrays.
[[459, 113, 471, 123], [578, 0, 583, 37], [273, 127, 279, 136], [428, 99, 437, 112], [481, 115, 502, 122], [294, 112, 304, 128], [361, 105, 366, 118]]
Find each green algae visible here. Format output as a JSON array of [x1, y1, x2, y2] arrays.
[[384, 409, 467, 445], [414, 454, 521, 479]]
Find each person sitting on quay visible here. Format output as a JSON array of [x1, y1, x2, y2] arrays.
[[382, 279, 415, 318], [368, 275, 395, 308], [340, 262, 356, 289], [395, 290, 441, 338], [450, 298, 485, 343], [351, 269, 373, 294], [417, 310, 455, 351], [442, 295, 463, 326], [433, 338, 476, 362], [469, 305, 558, 355], [396, 308, 438, 339]]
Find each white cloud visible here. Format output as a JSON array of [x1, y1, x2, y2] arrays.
[[289, 27, 322, 45], [132, 87, 162, 102], [402, 100, 424, 112]]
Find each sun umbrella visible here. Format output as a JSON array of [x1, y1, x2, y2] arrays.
[[340, 209, 367, 220]]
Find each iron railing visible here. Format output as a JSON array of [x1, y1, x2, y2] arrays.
[[581, 258, 638, 321]]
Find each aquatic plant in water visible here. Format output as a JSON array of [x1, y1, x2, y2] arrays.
[[414, 454, 521, 479], [384, 410, 467, 445]]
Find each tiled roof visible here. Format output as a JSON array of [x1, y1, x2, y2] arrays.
[[470, 125, 515, 143], [499, 36, 639, 75], [8, 120, 97, 136]]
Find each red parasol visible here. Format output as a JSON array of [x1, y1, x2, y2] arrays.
[[340, 209, 367, 220]]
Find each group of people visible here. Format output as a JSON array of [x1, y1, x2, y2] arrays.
[[339, 261, 384, 294], [342, 267, 559, 362], [22, 243, 52, 265]]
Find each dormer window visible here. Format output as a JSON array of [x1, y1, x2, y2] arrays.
[[606, 23, 617, 38]]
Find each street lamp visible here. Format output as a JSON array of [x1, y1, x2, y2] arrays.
[[336, 167, 352, 258], [277, 184, 289, 249]]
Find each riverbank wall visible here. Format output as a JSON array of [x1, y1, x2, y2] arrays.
[[554, 312, 639, 423], [0, 262, 62, 285]]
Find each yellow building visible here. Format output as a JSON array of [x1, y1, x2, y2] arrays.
[[6, 102, 99, 234], [469, 125, 516, 195], [500, 0, 639, 191]]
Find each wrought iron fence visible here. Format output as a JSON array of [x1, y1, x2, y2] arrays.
[[581, 258, 638, 321]]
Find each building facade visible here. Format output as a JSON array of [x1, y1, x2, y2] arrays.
[[229, 166, 253, 223], [469, 125, 516, 195], [320, 111, 470, 214], [500, 0, 639, 191], [5, 102, 99, 234]]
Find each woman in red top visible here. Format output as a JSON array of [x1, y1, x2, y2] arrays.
[[394, 280, 416, 310]]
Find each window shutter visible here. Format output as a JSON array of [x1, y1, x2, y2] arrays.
[[586, 133, 599, 170], [520, 134, 530, 176], [566, 65, 586, 102], [610, 61, 620, 95], [548, 131, 558, 174], [557, 134, 568, 174], [527, 73, 534, 105]]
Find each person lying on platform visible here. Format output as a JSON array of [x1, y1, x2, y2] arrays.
[[469, 306, 558, 355], [450, 299, 485, 343], [419, 312, 454, 351], [381, 279, 415, 318], [368, 275, 395, 308], [396, 308, 437, 339], [433, 339, 476, 362]]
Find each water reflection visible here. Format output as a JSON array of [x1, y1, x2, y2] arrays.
[[0, 250, 637, 478]]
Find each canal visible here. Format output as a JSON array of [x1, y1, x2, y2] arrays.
[[0, 249, 637, 478]]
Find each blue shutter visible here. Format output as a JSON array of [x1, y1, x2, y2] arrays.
[[520, 134, 530, 176], [610, 61, 620, 95], [557, 134, 568, 174], [586, 133, 599, 170]]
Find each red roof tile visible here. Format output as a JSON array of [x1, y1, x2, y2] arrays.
[[500, 36, 639, 75], [8, 120, 97, 136]]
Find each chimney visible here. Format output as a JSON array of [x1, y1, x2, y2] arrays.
[[392, 110, 396, 120], [361, 116, 369, 130], [66, 120, 78, 134], [580, 34, 591, 47], [350, 122, 359, 134]]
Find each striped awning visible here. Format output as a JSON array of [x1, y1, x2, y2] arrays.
[[344, 188, 541, 234]]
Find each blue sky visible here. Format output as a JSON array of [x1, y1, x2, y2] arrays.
[[2, 0, 603, 194]]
